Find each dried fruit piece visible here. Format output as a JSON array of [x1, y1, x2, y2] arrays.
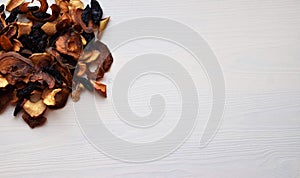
[[71, 83, 84, 102], [22, 112, 47, 128], [0, 35, 13, 51], [26, 4, 60, 22], [48, 87, 70, 109], [43, 88, 62, 106], [13, 98, 25, 116], [16, 82, 37, 99], [55, 0, 69, 13], [5, 7, 20, 23], [12, 39, 23, 52], [55, 31, 83, 59], [0, 75, 9, 88], [0, 4, 4, 13], [76, 62, 87, 77], [81, 5, 91, 26], [23, 99, 47, 118], [0, 24, 18, 39], [97, 16, 110, 39], [38, 0, 49, 13], [30, 90, 43, 103], [30, 71, 56, 89], [91, 80, 106, 97], [16, 21, 33, 38], [69, 0, 84, 11], [41, 22, 57, 36], [91, 0, 103, 25], [0, 87, 13, 113], [75, 76, 94, 91], [6, 0, 24, 12], [0, 52, 34, 85]]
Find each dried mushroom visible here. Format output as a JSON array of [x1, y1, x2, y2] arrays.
[[0, 0, 113, 128]]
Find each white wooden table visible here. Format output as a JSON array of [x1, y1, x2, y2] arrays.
[[0, 0, 300, 177]]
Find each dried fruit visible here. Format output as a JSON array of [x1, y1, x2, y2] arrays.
[[23, 100, 47, 118], [22, 112, 47, 128], [91, 0, 102, 25], [0, 0, 113, 128], [43, 88, 62, 106], [6, 0, 24, 12], [0, 75, 9, 88]]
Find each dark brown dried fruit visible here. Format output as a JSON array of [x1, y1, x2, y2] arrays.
[[0, 4, 5, 13], [0, 87, 13, 113], [48, 87, 70, 109], [16, 82, 37, 99], [22, 112, 47, 128], [5, 7, 20, 23], [91, 0, 103, 25], [82, 5, 91, 26]]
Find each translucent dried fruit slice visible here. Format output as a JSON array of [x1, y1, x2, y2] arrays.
[[76, 62, 87, 77]]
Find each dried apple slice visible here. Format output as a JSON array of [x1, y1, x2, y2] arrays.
[[16, 21, 33, 38], [23, 100, 47, 118], [42, 88, 62, 106], [0, 75, 9, 88]]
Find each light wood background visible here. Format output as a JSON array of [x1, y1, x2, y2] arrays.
[[0, 0, 300, 177]]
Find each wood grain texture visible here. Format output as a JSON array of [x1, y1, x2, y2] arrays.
[[0, 0, 300, 177]]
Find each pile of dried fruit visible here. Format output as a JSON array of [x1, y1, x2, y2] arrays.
[[0, 0, 113, 128]]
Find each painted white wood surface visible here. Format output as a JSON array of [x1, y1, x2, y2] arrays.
[[0, 0, 300, 177]]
